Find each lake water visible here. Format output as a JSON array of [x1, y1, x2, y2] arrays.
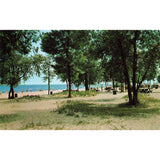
[[0, 84, 106, 93], [0, 84, 78, 93], [0, 84, 84, 93]]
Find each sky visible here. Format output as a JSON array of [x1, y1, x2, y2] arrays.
[[22, 30, 65, 85]]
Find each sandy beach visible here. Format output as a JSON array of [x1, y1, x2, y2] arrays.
[[0, 90, 63, 99], [0, 88, 87, 99]]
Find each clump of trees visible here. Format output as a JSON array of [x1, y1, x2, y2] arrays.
[[0, 30, 160, 105], [94, 30, 160, 105], [41, 30, 103, 98]]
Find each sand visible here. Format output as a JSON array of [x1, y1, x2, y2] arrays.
[[0, 88, 86, 99], [0, 90, 63, 99], [0, 88, 160, 130]]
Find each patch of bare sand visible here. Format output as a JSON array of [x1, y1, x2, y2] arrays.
[[149, 88, 160, 100], [0, 90, 63, 99], [0, 92, 127, 114]]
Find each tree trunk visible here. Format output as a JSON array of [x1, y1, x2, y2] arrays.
[[132, 90, 138, 105], [85, 72, 89, 90], [112, 79, 115, 89], [68, 64, 71, 98], [66, 30, 72, 98], [8, 84, 14, 99], [48, 66, 50, 95], [118, 37, 133, 104], [127, 81, 133, 104], [66, 80, 69, 90], [132, 31, 139, 105]]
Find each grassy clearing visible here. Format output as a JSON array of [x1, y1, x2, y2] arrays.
[[0, 92, 160, 130], [56, 100, 160, 119]]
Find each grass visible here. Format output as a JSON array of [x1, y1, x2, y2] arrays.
[[12, 95, 41, 102], [88, 98, 116, 102], [56, 100, 160, 119], [51, 90, 98, 98], [1, 91, 160, 130], [0, 114, 20, 123], [123, 93, 160, 107]]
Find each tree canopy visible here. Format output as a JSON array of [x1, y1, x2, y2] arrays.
[[0, 30, 39, 98], [1, 30, 160, 104]]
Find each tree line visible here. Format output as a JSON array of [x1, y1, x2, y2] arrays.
[[0, 30, 160, 105]]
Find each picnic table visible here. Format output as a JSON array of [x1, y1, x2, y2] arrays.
[[139, 88, 152, 93]]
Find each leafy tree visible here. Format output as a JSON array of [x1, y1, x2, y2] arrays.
[[41, 55, 55, 95], [157, 75, 160, 83], [41, 30, 89, 97], [72, 31, 104, 90], [99, 30, 160, 105], [0, 30, 39, 99], [31, 53, 55, 95]]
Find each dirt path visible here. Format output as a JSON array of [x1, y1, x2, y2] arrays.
[[0, 92, 127, 114], [1, 90, 160, 130], [149, 88, 160, 99]]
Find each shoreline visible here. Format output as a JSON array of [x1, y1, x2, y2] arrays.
[[0, 90, 63, 99], [0, 88, 86, 99]]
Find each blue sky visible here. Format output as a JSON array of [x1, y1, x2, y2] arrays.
[[22, 30, 65, 85]]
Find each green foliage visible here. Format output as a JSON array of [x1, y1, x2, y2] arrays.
[[0, 30, 40, 98], [96, 30, 160, 104], [41, 30, 92, 97], [157, 75, 160, 83], [41, 55, 55, 82], [0, 53, 33, 86], [41, 30, 89, 81]]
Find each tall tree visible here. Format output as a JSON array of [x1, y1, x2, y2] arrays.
[[41, 56, 55, 95], [0, 30, 39, 99], [93, 30, 160, 105], [41, 30, 89, 97], [72, 31, 104, 90], [100, 30, 160, 105]]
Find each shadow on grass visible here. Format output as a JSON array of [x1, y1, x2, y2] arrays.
[[0, 114, 20, 123], [56, 101, 160, 118], [42, 96, 68, 100], [87, 98, 117, 102]]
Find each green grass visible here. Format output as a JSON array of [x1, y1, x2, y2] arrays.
[[123, 93, 160, 106], [0, 114, 20, 123], [56, 99, 160, 118], [52, 90, 98, 98], [12, 95, 41, 102]]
